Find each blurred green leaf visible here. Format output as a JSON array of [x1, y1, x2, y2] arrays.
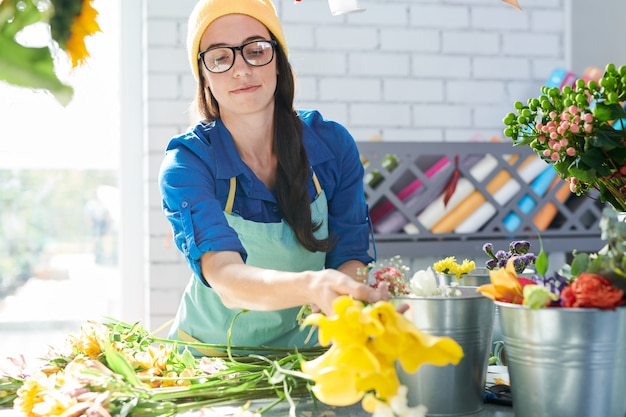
[[103, 341, 144, 388], [0, 31, 73, 105], [594, 101, 626, 123]]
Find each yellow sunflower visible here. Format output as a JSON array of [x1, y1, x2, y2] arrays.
[[50, 0, 101, 67]]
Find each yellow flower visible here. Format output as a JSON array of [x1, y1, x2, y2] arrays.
[[66, 321, 110, 359], [31, 383, 77, 416], [301, 343, 392, 407], [433, 256, 476, 279], [367, 301, 464, 374], [65, 0, 101, 67], [50, 0, 101, 67], [302, 296, 464, 410], [477, 258, 524, 304], [455, 259, 476, 277], [13, 371, 50, 416], [433, 256, 457, 274], [304, 296, 384, 347], [134, 345, 171, 372]]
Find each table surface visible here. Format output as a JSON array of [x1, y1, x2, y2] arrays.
[[1, 400, 515, 416]]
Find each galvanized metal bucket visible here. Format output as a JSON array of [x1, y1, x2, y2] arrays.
[[437, 268, 491, 287], [497, 302, 626, 417], [394, 287, 494, 416], [438, 270, 502, 358]]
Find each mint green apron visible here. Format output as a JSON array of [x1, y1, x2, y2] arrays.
[[169, 173, 327, 354]]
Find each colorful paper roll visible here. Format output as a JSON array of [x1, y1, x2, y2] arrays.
[[403, 154, 498, 234]]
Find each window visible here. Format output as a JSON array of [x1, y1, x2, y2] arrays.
[[0, 0, 122, 362]]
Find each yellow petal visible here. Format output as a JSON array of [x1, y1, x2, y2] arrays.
[[310, 365, 363, 406], [303, 344, 380, 406], [361, 393, 381, 414], [395, 315, 464, 373], [357, 365, 400, 400], [306, 296, 382, 347]]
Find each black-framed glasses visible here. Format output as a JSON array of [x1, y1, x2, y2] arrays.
[[198, 40, 277, 74]]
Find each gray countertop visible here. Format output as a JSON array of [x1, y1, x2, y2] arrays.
[[0, 400, 515, 416]]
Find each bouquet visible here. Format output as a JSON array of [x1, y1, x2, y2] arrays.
[[477, 209, 626, 309], [502, 63, 626, 211]]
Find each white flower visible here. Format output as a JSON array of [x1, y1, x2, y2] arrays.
[[409, 268, 439, 296], [373, 386, 428, 417]]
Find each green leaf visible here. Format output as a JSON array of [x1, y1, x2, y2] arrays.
[[180, 348, 197, 369], [0, 33, 73, 105], [535, 250, 548, 277], [513, 134, 537, 146], [589, 131, 619, 149], [533, 234, 549, 277], [0, 0, 48, 38], [570, 252, 590, 277], [594, 101, 626, 123], [569, 165, 597, 183], [103, 340, 144, 387]]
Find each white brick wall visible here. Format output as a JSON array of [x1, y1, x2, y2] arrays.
[[143, 0, 570, 328]]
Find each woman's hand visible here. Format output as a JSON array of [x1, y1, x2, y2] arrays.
[[307, 270, 409, 315]]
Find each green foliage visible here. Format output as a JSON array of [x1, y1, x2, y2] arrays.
[[0, 0, 74, 105], [569, 208, 626, 292], [503, 63, 626, 211]]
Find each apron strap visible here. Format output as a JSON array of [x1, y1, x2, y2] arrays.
[[312, 171, 322, 196], [225, 170, 322, 215], [225, 177, 236, 214]]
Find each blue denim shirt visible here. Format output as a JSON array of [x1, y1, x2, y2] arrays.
[[158, 109, 373, 280]]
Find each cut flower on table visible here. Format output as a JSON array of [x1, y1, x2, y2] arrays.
[[301, 296, 464, 414], [0, 298, 464, 417], [1, 318, 327, 417]]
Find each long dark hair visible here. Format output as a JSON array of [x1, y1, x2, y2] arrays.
[[195, 36, 334, 253]]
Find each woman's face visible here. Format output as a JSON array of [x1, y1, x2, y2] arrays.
[[199, 14, 278, 118]]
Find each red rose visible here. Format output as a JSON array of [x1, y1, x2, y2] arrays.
[[560, 273, 625, 309]]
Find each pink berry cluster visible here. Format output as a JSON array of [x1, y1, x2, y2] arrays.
[[503, 63, 626, 211], [535, 106, 594, 162]]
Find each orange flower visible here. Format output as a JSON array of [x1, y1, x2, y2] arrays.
[[477, 258, 525, 303]]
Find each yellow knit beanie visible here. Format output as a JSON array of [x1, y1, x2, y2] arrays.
[[187, 0, 288, 80]]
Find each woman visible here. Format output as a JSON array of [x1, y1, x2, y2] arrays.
[[159, 0, 388, 352]]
